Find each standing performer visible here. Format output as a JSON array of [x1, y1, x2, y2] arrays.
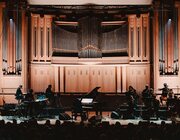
[[15, 85, 23, 104], [159, 83, 170, 105]]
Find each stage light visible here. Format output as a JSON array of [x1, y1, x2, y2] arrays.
[[79, 61, 102, 65]]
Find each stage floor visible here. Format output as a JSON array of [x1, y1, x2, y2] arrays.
[[0, 111, 174, 126]]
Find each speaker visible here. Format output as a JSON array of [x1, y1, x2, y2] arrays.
[[59, 113, 71, 120], [111, 111, 120, 119]]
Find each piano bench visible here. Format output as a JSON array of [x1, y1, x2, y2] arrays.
[[71, 111, 88, 121]]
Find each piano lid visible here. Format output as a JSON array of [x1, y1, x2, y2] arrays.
[[84, 87, 101, 99]]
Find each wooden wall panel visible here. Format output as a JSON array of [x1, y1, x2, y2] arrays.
[[0, 4, 3, 92], [102, 67, 116, 92], [28, 64, 150, 94], [89, 67, 103, 92], [78, 67, 89, 92], [122, 66, 127, 92], [116, 66, 122, 93], [127, 65, 150, 93], [59, 66, 64, 93], [30, 64, 53, 92], [54, 66, 59, 92], [65, 67, 78, 92], [64, 66, 116, 93]]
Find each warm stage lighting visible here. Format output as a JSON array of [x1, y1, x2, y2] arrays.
[[79, 62, 102, 65]]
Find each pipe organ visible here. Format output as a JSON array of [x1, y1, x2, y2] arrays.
[[2, 8, 22, 75], [29, 13, 150, 93], [158, 8, 179, 75]]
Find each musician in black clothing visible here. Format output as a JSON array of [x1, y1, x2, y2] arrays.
[[45, 84, 55, 106], [15, 85, 23, 104], [159, 83, 170, 104], [142, 85, 150, 98], [142, 85, 151, 107], [126, 86, 139, 105], [126, 86, 139, 117], [72, 98, 87, 121], [24, 89, 34, 102], [24, 89, 35, 117], [147, 88, 160, 117]]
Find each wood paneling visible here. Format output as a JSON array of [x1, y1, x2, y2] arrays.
[[31, 14, 52, 62], [128, 14, 149, 62], [127, 65, 150, 93], [78, 67, 89, 92], [0, 4, 4, 92], [65, 67, 78, 92], [64, 66, 116, 93], [29, 64, 53, 92]]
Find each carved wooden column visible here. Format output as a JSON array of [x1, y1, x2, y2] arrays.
[[122, 66, 127, 92], [0, 3, 5, 92], [31, 14, 38, 61], [116, 66, 122, 93], [60, 66, 65, 93], [21, 11, 28, 92], [129, 15, 137, 62], [54, 66, 59, 92], [142, 14, 150, 61], [129, 14, 150, 62], [31, 14, 52, 62], [44, 16, 52, 61]]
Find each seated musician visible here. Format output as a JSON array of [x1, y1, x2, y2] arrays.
[[142, 85, 151, 107], [72, 98, 87, 121], [24, 89, 34, 102], [45, 84, 55, 106], [126, 86, 139, 116], [149, 88, 160, 116], [168, 89, 174, 99], [159, 83, 170, 105], [24, 89, 34, 116], [15, 85, 23, 104]]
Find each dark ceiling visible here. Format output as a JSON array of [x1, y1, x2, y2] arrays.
[[0, 0, 177, 20]]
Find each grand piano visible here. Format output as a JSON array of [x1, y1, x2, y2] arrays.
[[79, 87, 102, 116]]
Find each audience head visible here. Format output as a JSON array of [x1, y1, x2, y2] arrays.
[[163, 83, 168, 88], [29, 89, 33, 93], [129, 86, 133, 90]]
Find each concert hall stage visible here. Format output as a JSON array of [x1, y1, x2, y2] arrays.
[[0, 111, 173, 126]]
